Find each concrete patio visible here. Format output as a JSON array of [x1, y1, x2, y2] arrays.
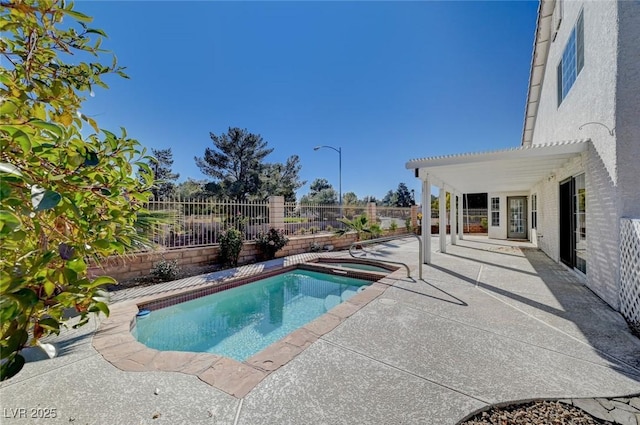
[[1, 235, 639, 424]]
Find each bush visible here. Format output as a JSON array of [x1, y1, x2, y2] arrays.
[[219, 228, 243, 268], [0, 1, 154, 380], [255, 228, 289, 260], [151, 259, 180, 281], [369, 223, 383, 239], [480, 217, 488, 230], [389, 221, 398, 232], [405, 217, 411, 231]]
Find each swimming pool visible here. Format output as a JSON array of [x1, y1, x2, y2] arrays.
[[134, 269, 370, 361]]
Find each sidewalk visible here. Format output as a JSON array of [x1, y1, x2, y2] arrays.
[[1, 235, 638, 424]]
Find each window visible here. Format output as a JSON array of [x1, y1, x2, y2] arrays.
[[491, 197, 500, 226], [531, 194, 538, 229], [557, 10, 584, 105]]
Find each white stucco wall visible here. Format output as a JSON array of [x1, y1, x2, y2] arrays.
[[529, 154, 585, 263], [616, 1, 640, 219], [528, 0, 622, 309]]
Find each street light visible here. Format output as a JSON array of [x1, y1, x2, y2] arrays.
[[313, 145, 342, 217]]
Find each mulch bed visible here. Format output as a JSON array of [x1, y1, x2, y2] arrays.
[[460, 400, 613, 425]]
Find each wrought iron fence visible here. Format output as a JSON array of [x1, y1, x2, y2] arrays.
[[376, 206, 412, 230], [146, 197, 270, 249], [143, 197, 416, 249], [284, 203, 354, 236]]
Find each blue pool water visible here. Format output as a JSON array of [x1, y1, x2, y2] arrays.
[[134, 270, 370, 361]]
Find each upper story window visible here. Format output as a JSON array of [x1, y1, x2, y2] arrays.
[[557, 10, 584, 106]]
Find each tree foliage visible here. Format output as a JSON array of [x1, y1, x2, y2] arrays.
[[0, 1, 153, 380], [257, 155, 305, 202], [175, 178, 207, 200], [342, 192, 358, 205], [144, 148, 179, 199], [395, 182, 415, 207], [381, 190, 397, 206], [195, 127, 273, 202], [300, 178, 338, 204], [334, 215, 372, 241]]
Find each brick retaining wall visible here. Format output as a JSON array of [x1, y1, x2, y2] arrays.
[[89, 232, 362, 282]]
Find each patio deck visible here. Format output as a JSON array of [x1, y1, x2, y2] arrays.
[[1, 235, 639, 424]]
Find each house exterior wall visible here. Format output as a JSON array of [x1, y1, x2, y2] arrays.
[[616, 0, 640, 219], [529, 0, 627, 308], [529, 154, 585, 261]]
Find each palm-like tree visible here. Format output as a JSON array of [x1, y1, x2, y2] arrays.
[[334, 215, 372, 241]]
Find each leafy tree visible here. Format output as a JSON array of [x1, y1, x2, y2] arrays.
[[195, 127, 273, 201], [381, 190, 397, 206], [361, 195, 377, 204], [257, 155, 306, 202], [0, 1, 153, 379], [175, 178, 208, 200], [395, 183, 415, 207], [144, 148, 179, 199], [309, 178, 332, 193], [300, 178, 338, 204], [431, 193, 450, 211], [342, 192, 358, 205]]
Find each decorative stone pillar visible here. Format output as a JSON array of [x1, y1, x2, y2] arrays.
[[366, 202, 377, 225], [411, 205, 419, 231], [269, 196, 285, 230]]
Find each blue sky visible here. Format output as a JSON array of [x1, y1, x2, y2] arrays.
[[79, 1, 539, 200]]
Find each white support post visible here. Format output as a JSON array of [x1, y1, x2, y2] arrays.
[[422, 178, 431, 264], [439, 187, 447, 253], [450, 194, 457, 245], [457, 192, 464, 240]]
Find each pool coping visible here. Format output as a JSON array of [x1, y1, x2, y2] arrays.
[[92, 261, 400, 398]]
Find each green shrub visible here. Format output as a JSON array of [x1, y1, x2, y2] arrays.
[[405, 217, 411, 231], [369, 223, 383, 239], [389, 221, 398, 232], [255, 228, 289, 260], [151, 259, 180, 281], [480, 217, 488, 230], [0, 1, 155, 380], [219, 228, 243, 268]]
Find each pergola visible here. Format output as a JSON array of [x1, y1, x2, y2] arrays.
[[405, 139, 590, 264]]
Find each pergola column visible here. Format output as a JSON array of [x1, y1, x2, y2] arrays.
[[439, 187, 447, 253], [422, 178, 431, 264], [450, 193, 457, 245], [457, 192, 464, 240]]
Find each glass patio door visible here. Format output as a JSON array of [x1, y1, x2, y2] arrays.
[[507, 197, 527, 239]]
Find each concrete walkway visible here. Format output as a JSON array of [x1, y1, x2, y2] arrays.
[[1, 235, 639, 424]]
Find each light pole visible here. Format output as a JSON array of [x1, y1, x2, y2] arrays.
[[313, 145, 342, 217]]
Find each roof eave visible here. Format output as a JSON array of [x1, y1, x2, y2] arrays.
[[521, 0, 555, 146]]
